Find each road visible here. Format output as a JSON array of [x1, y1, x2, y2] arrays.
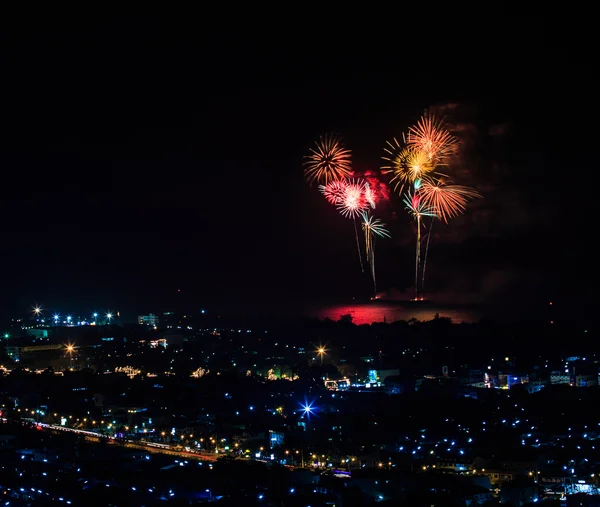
[[31, 421, 219, 461]]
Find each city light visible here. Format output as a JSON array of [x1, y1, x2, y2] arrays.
[[316, 345, 327, 365], [300, 399, 317, 418]]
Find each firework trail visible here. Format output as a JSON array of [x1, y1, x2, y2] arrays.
[[304, 134, 352, 185], [403, 189, 436, 299], [361, 211, 390, 295]]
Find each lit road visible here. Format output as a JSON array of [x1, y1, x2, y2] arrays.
[[16, 419, 296, 468], [30, 422, 220, 461]]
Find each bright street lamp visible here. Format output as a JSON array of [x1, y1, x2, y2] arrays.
[[317, 346, 326, 365], [66, 344, 75, 369]]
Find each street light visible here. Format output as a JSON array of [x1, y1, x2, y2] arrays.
[[317, 346, 326, 365], [66, 344, 75, 370], [106, 312, 113, 324]]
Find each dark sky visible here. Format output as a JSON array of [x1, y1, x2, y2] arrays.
[[0, 15, 592, 321]]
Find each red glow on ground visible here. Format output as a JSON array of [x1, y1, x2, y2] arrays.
[[316, 303, 480, 325]]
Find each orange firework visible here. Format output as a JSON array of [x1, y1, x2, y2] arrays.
[[419, 178, 482, 223], [407, 112, 457, 163], [304, 134, 352, 185]]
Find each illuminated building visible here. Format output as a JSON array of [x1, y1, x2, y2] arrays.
[[324, 378, 350, 391], [138, 313, 160, 327]]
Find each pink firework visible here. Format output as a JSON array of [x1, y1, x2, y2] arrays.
[[337, 179, 368, 218], [318, 180, 348, 205]]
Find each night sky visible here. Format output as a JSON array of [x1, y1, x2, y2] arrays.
[[0, 15, 591, 322]]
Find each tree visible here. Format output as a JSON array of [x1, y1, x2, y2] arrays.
[[339, 313, 354, 324]]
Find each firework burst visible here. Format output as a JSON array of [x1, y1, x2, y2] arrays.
[[407, 112, 457, 162], [337, 179, 368, 219], [381, 142, 436, 194], [419, 178, 482, 223], [318, 180, 348, 205], [304, 134, 352, 185]]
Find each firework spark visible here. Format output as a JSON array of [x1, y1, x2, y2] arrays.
[[419, 178, 482, 223], [337, 179, 368, 219], [364, 182, 376, 208], [365, 171, 391, 205], [304, 134, 352, 185], [361, 212, 390, 257], [407, 112, 457, 162], [319, 180, 348, 205], [381, 142, 435, 194]]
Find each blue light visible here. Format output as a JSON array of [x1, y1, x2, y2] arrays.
[[300, 398, 317, 417]]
